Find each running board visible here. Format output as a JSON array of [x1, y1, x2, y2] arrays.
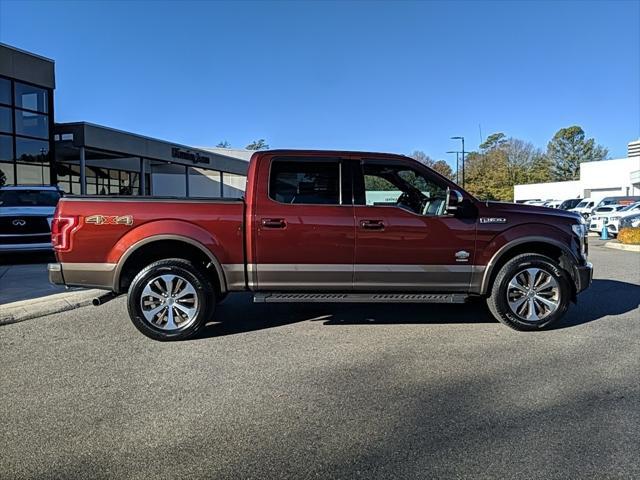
[[253, 293, 467, 304]]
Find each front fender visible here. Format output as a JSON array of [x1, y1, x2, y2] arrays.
[[476, 223, 578, 295]]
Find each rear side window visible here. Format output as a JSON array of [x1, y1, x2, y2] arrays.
[[269, 160, 340, 205]]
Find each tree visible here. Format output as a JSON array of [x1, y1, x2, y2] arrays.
[[246, 139, 269, 150], [547, 126, 608, 181], [463, 133, 553, 201], [479, 132, 507, 152], [431, 160, 454, 180], [409, 151, 454, 180], [216, 141, 231, 148]]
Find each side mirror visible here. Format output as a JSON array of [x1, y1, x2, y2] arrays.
[[446, 188, 463, 214]]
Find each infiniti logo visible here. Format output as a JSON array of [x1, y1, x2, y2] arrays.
[[12, 219, 26, 227]]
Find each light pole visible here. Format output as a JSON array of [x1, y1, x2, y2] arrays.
[[446, 150, 460, 184], [451, 136, 465, 188]]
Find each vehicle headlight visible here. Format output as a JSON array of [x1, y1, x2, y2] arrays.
[[572, 222, 588, 259], [572, 224, 587, 237]]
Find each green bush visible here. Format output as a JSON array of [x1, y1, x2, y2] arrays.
[[618, 227, 640, 245]]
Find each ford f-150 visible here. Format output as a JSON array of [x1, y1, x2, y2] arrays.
[[49, 150, 593, 340]]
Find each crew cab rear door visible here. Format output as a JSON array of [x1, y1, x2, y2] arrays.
[[352, 157, 476, 292], [252, 155, 355, 290]]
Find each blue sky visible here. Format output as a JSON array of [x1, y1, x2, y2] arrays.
[[1, 0, 638, 164]]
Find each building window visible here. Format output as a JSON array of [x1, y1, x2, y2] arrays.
[[15, 137, 50, 162], [16, 162, 50, 185], [222, 172, 247, 199], [0, 76, 53, 186], [0, 106, 12, 134], [0, 134, 13, 161], [0, 78, 10, 106], [0, 162, 15, 185], [14, 82, 48, 113], [189, 167, 222, 197], [15, 110, 49, 139]]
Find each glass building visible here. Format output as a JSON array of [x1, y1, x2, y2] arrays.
[[0, 43, 249, 197], [0, 44, 55, 187]]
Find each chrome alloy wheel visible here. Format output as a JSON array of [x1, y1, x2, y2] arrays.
[[140, 274, 199, 331], [506, 268, 560, 323]]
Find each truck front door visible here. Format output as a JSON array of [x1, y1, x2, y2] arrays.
[[352, 158, 477, 292]]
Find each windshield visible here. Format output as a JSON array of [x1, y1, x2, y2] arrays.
[[0, 190, 61, 207], [620, 202, 640, 211]]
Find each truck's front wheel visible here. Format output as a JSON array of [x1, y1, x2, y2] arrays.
[[487, 254, 571, 331], [127, 258, 215, 341]]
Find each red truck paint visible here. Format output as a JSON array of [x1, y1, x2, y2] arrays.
[[49, 149, 593, 338]]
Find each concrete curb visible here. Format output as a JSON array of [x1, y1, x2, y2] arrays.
[[0, 289, 104, 326], [604, 242, 640, 252]]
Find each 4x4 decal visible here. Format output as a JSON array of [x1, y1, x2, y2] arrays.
[[85, 215, 134, 226]]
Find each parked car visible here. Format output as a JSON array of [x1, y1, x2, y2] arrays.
[[588, 205, 626, 233], [619, 212, 640, 229], [0, 186, 62, 253], [543, 200, 562, 209], [558, 198, 582, 210], [569, 198, 596, 219], [605, 202, 640, 236], [49, 149, 592, 339], [594, 196, 640, 209]]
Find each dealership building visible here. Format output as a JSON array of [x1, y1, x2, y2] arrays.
[[514, 140, 640, 203], [0, 43, 250, 197]]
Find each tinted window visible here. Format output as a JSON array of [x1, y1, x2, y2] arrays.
[[270, 160, 340, 205], [15, 110, 49, 139], [15, 82, 48, 113], [0, 189, 60, 207], [0, 134, 13, 161], [0, 106, 12, 134], [0, 78, 10, 106], [15, 137, 50, 162], [0, 162, 15, 186]]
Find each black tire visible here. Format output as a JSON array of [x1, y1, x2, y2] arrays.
[[486, 253, 571, 331], [127, 258, 215, 341]]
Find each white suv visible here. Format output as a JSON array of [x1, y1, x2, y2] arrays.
[[605, 202, 640, 236], [0, 186, 62, 253], [569, 198, 596, 219]]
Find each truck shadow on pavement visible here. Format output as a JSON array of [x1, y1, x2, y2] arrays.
[[197, 279, 639, 339]]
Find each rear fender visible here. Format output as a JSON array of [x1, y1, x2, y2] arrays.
[[109, 220, 228, 292]]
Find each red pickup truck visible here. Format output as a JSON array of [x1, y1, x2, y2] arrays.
[[49, 150, 592, 340]]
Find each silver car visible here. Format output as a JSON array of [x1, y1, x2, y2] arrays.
[[0, 186, 62, 252]]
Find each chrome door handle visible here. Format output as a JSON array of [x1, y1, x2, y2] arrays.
[[261, 218, 286, 229], [360, 220, 385, 230]]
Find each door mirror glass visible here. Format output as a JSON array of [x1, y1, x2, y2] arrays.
[[446, 188, 463, 213]]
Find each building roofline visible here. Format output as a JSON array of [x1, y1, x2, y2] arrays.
[[0, 42, 55, 64]]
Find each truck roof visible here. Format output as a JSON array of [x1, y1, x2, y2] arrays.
[[254, 149, 412, 159]]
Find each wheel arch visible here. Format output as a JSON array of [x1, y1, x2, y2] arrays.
[[478, 236, 579, 296], [113, 234, 228, 295]]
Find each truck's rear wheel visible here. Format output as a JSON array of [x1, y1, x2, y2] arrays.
[[487, 253, 571, 331], [127, 258, 215, 341]]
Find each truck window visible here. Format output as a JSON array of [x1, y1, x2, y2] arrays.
[[269, 160, 340, 205], [361, 162, 447, 216]]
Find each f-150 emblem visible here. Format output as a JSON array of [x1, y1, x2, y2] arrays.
[[85, 215, 134, 226]]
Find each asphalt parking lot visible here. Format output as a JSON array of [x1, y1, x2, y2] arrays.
[[1, 239, 639, 480]]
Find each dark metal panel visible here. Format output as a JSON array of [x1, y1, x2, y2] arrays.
[[0, 44, 55, 89]]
